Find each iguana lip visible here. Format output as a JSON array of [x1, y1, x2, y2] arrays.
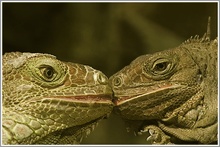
[[112, 96, 131, 105], [45, 94, 113, 104]]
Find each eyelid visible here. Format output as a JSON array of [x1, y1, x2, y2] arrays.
[[143, 56, 177, 80], [152, 59, 169, 69]]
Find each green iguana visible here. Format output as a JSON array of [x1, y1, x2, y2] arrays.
[[109, 17, 217, 144], [2, 52, 113, 144]]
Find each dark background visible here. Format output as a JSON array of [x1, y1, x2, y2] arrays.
[[2, 2, 218, 144]]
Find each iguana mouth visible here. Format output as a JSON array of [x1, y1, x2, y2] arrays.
[[30, 94, 113, 105], [39, 94, 113, 104]]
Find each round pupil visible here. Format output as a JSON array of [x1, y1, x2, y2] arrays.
[[44, 67, 54, 78]]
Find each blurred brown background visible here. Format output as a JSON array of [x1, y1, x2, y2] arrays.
[[2, 2, 218, 144]]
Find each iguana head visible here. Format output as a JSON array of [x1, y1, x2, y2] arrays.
[[110, 44, 203, 119], [2, 52, 113, 144], [109, 31, 217, 128]]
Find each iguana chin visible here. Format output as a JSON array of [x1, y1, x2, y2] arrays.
[[109, 17, 217, 144], [2, 52, 113, 144]]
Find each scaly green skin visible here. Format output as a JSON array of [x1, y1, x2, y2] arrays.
[[2, 52, 113, 144], [110, 22, 217, 144]]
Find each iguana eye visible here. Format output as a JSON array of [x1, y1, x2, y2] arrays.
[[152, 60, 172, 74], [151, 59, 172, 75], [153, 62, 168, 71], [39, 66, 57, 81], [43, 67, 54, 78], [143, 56, 177, 80], [28, 57, 67, 87]]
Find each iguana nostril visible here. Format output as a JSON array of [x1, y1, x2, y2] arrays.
[[94, 72, 108, 84], [113, 77, 122, 87]]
